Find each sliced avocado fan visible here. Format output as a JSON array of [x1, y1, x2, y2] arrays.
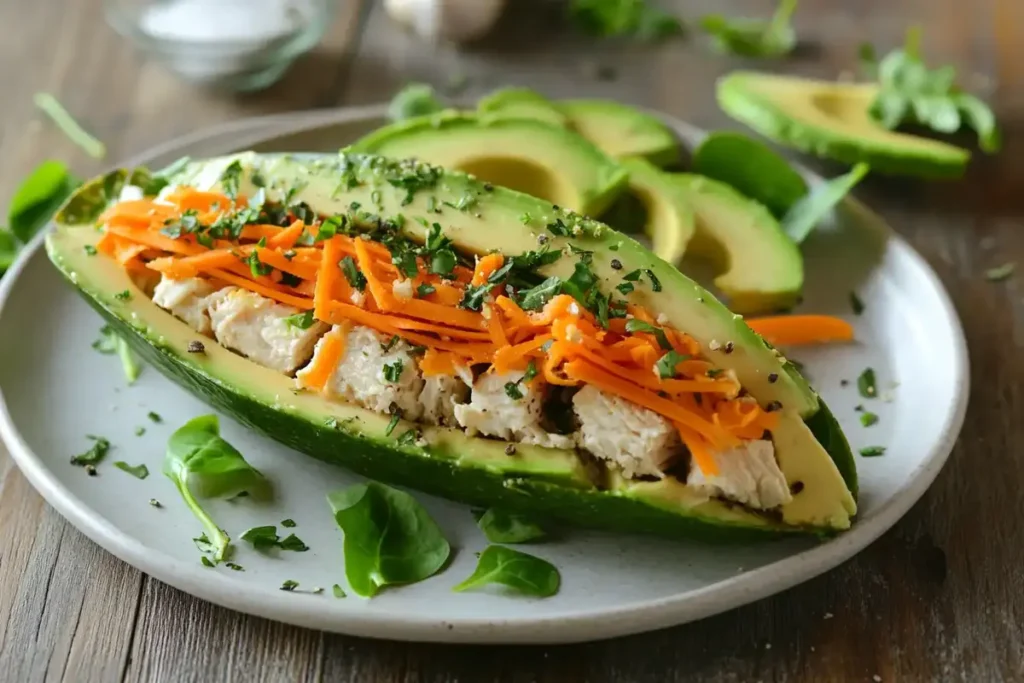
[[477, 87, 569, 127], [560, 99, 682, 168], [609, 157, 695, 266], [348, 112, 628, 217], [717, 71, 969, 178]]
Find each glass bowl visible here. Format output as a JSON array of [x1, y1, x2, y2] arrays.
[[105, 0, 337, 92]]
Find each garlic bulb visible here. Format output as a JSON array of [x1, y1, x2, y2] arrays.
[[384, 0, 506, 43]]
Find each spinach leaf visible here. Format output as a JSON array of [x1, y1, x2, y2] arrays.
[[568, 0, 684, 42], [453, 546, 560, 597], [782, 163, 869, 243], [700, 0, 798, 58], [0, 229, 17, 274], [8, 160, 80, 242], [388, 83, 446, 122], [477, 509, 547, 544], [862, 27, 1000, 153], [33, 93, 106, 159], [326, 482, 450, 598], [163, 415, 272, 562]]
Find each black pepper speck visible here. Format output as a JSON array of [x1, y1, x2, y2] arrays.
[[610, 258, 623, 270], [504, 444, 517, 456], [188, 340, 206, 354], [765, 400, 783, 412], [768, 373, 778, 383], [724, 341, 734, 354], [537, 234, 549, 245], [85, 465, 97, 476], [840, 379, 849, 387], [483, 183, 494, 192], [790, 481, 805, 495]]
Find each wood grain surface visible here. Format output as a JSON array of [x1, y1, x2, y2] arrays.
[[1, 0, 1021, 680]]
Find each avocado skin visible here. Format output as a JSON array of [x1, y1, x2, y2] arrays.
[[804, 397, 858, 498], [717, 72, 970, 179]]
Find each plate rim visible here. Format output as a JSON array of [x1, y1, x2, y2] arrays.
[[0, 107, 970, 644]]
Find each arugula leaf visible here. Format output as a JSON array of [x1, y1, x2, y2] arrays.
[[388, 83, 446, 122], [33, 93, 106, 159], [568, 0, 684, 42], [476, 509, 547, 544], [71, 436, 110, 467], [700, 0, 798, 58], [453, 546, 560, 597], [113, 461, 149, 479], [8, 160, 80, 243], [163, 415, 272, 562], [326, 482, 451, 598], [782, 163, 869, 243], [863, 27, 1000, 153]]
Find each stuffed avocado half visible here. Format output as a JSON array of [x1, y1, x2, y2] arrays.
[[46, 151, 857, 538]]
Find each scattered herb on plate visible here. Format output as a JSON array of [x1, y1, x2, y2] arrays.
[[859, 446, 886, 457], [113, 461, 149, 479], [240, 525, 309, 553], [857, 367, 877, 398], [453, 545, 561, 597], [163, 415, 272, 562], [859, 411, 879, 427], [71, 436, 110, 467], [92, 325, 142, 384], [332, 584, 347, 598], [476, 509, 547, 544], [326, 481, 450, 598]]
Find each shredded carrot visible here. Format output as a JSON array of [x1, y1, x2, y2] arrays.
[[492, 335, 552, 374], [420, 349, 461, 376], [299, 323, 348, 391], [353, 238, 396, 311], [471, 253, 504, 286], [676, 425, 719, 476], [747, 315, 854, 346], [267, 221, 306, 249]]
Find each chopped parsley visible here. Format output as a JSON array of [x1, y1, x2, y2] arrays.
[[519, 212, 533, 225], [459, 283, 489, 311], [655, 350, 689, 379], [219, 160, 244, 199], [416, 283, 436, 298], [624, 320, 672, 350], [332, 584, 347, 598], [241, 525, 309, 552], [71, 436, 110, 467], [83, 244, 97, 255], [147, 411, 162, 423], [517, 276, 563, 311], [315, 214, 346, 241], [134, 426, 145, 436], [280, 580, 299, 592], [339, 255, 367, 291], [283, 310, 316, 330], [281, 519, 297, 528], [644, 269, 663, 292], [857, 367, 877, 398], [385, 413, 401, 437], [616, 281, 635, 295], [546, 217, 571, 236], [860, 411, 879, 427], [114, 289, 132, 301], [381, 335, 401, 352], [504, 382, 524, 400], [382, 359, 404, 383], [113, 461, 149, 479], [859, 446, 886, 457], [245, 250, 272, 277]]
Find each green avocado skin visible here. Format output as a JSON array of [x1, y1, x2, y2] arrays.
[[716, 73, 969, 179]]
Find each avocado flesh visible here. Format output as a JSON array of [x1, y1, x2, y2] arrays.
[[477, 88, 569, 127], [560, 100, 682, 168], [615, 157, 695, 266], [672, 174, 803, 315], [717, 71, 970, 178], [347, 113, 628, 217], [47, 152, 855, 533]]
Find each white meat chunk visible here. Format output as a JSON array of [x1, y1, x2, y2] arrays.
[[454, 371, 574, 449], [152, 275, 218, 334], [206, 288, 327, 374], [688, 439, 792, 510], [298, 325, 425, 421], [419, 373, 469, 426], [572, 385, 680, 479]]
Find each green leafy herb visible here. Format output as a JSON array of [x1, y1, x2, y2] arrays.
[[245, 250, 273, 278], [616, 281, 635, 295], [339, 255, 367, 291], [315, 214, 346, 242], [700, 0, 798, 58], [644, 269, 662, 292], [568, 0, 684, 41], [382, 359, 404, 383], [114, 289, 132, 301], [71, 436, 110, 467], [850, 291, 865, 315], [200, 556, 215, 568], [281, 518, 297, 528], [430, 249, 457, 277], [504, 381, 524, 401], [283, 310, 316, 330], [385, 413, 401, 437], [857, 367, 877, 398], [280, 580, 299, 592], [782, 164, 870, 243], [113, 461, 149, 479], [396, 429, 419, 447], [416, 283, 436, 298], [624, 319, 672, 350], [862, 27, 1000, 153], [655, 350, 689, 379], [332, 584, 347, 598], [33, 92, 106, 159], [477, 509, 546, 544], [148, 411, 162, 423], [985, 262, 1015, 282], [519, 212, 533, 225], [381, 335, 401, 353], [7, 160, 80, 244], [387, 83, 445, 122], [453, 545, 560, 597], [135, 426, 146, 437], [219, 160, 244, 199], [459, 284, 489, 311], [859, 446, 886, 457], [860, 411, 879, 427], [240, 525, 309, 552], [163, 415, 272, 562], [517, 276, 563, 311], [326, 482, 451, 598]]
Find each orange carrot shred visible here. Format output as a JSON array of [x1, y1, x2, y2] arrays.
[[746, 315, 854, 346]]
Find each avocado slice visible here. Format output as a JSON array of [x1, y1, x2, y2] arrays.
[[348, 112, 628, 217], [47, 152, 856, 534], [673, 173, 803, 314], [477, 87, 569, 127], [717, 71, 970, 178], [610, 157, 695, 266], [560, 100, 682, 167]]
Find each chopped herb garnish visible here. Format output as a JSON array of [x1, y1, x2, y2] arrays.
[[986, 262, 1015, 281], [149, 498, 161, 508], [381, 335, 401, 352], [519, 212, 533, 225], [113, 461, 149, 479], [699, 0, 798, 58], [546, 218, 571, 236], [385, 413, 401, 437], [332, 584, 347, 598], [280, 580, 299, 592], [281, 519, 297, 528], [706, 368, 725, 378], [135, 426, 146, 436], [459, 283, 489, 311], [523, 360, 538, 382], [241, 525, 308, 552], [245, 250, 273, 277], [280, 534, 309, 552], [624, 319, 672, 350], [315, 214, 346, 241], [396, 429, 419, 446], [504, 382, 525, 400], [416, 283, 436, 298], [283, 310, 316, 330], [339, 255, 367, 291], [622, 269, 643, 282], [859, 446, 886, 457], [114, 289, 132, 301], [857, 367, 877, 398], [219, 160, 244, 199], [644, 269, 662, 292], [655, 350, 689, 379], [616, 282, 635, 295], [430, 249, 457, 277], [84, 244, 97, 255], [200, 556, 215, 568], [517, 276, 563, 311], [850, 291, 865, 315], [382, 359, 404, 383], [225, 562, 244, 571], [860, 411, 879, 427], [71, 436, 110, 467], [147, 411, 162, 423]]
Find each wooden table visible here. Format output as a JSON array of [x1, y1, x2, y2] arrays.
[[1, 0, 1021, 680]]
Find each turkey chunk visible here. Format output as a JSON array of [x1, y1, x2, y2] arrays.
[[688, 439, 792, 510], [572, 385, 680, 479], [151, 275, 218, 334], [298, 325, 425, 421], [454, 371, 574, 449], [206, 288, 327, 374]]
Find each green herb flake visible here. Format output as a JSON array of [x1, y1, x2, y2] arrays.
[[504, 381, 525, 401], [283, 310, 316, 330], [225, 562, 244, 571], [280, 580, 300, 592], [279, 534, 309, 552], [395, 429, 419, 446], [200, 556, 215, 568], [416, 283, 436, 298], [281, 518, 297, 528], [147, 411, 162, 423], [519, 212, 533, 225], [517, 276, 563, 311], [859, 446, 886, 457], [84, 244, 97, 256], [857, 367, 877, 398], [385, 413, 401, 437], [71, 436, 110, 467], [860, 411, 880, 427], [453, 545, 560, 597], [986, 262, 1015, 282], [382, 359, 404, 383], [655, 350, 690, 380], [624, 319, 672, 350], [114, 289, 132, 301], [134, 426, 146, 437], [339, 255, 368, 291], [332, 584, 347, 598], [113, 461, 149, 479]]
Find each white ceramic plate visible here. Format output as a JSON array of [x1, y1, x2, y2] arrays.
[[0, 108, 968, 644]]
